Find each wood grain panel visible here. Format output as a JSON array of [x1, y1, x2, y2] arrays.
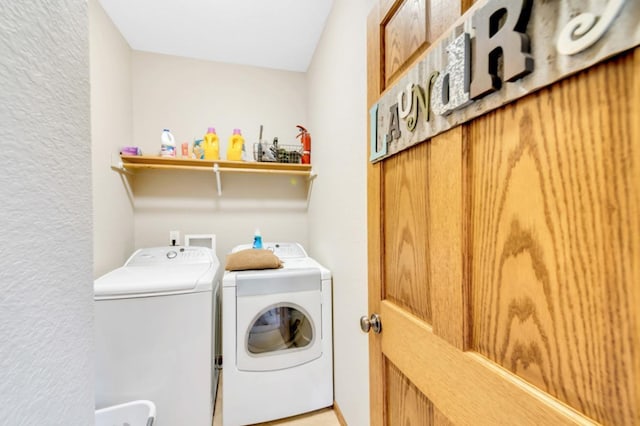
[[386, 360, 434, 425], [468, 50, 639, 425], [429, 126, 467, 349], [383, 0, 428, 86], [384, 142, 431, 323], [433, 408, 455, 426], [633, 48, 640, 426], [382, 300, 596, 425], [379, 0, 399, 23], [426, 0, 461, 44], [367, 3, 385, 426]]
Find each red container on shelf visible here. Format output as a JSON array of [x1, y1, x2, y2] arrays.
[[297, 125, 311, 164]]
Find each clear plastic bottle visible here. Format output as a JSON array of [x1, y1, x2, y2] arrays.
[[192, 138, 204, 159], [203, 127, 219, 160], [227, 128, 244, 161], [160, 129, 176, 157]]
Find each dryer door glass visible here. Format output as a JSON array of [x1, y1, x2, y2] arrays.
[[247, 305, 313, 354], [235, 269, 323, 372]]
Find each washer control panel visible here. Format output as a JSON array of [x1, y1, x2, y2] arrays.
[[125, 246, 213, 266]]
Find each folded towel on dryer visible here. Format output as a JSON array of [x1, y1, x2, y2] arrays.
[[225, 249, 283, 271]]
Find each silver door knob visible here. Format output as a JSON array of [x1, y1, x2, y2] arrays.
[[360, 313, 382, 334]]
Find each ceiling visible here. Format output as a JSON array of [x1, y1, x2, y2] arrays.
[[98, 0, 334, 72]]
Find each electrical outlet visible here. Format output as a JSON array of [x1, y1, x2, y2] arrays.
[[169, 230, 180, 246]]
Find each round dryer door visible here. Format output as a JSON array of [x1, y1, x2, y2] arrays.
[[235, 268, 323, 372], [247, 305, 314, 354]]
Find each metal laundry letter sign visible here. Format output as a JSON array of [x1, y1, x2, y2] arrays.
[[469, 0, 534, 99], [370, 0, 639, 163]]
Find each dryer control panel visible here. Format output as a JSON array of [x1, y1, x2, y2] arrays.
[[231, 242, 307, 259], [266, 242, 307, 259]]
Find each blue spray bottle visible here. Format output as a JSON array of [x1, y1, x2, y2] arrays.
[[252, 229, 263, 249]]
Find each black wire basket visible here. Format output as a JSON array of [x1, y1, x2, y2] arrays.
[[253, 141, 302, 163]]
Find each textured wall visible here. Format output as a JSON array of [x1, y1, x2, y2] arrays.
[[131, 52, 309, 258], [306, 0, 371, 424], [0, 1, 94, 425], [90, 0, 135, 277]]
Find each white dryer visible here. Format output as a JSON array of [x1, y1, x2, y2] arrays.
[[95, 246, 222, 426], [222, 242, 332, 426]]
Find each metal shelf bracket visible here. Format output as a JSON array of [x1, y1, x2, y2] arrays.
[[110, 154, 133, 175], [213, 163, 222, 196]]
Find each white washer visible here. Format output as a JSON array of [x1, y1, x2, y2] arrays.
[[222, 242, 333, 426], [95, 246, 222, 426]]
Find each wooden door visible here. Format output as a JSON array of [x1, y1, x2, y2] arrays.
[[366, 0, 640, 425]]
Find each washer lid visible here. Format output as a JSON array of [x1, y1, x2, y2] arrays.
[[94, 263, 214, 298]]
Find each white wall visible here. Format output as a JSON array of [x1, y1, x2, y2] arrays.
[[130, 52, 310, 257], [90, 0, 135, 278], [307, 0, 371, 425], [0, 1, 94, 425]]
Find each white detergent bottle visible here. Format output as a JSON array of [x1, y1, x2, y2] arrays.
[[160, 128, 176, 157]]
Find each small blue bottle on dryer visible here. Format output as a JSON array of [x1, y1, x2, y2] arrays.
[[252, 229, 263, 249]]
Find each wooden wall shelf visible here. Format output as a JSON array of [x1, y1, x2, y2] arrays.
[[112, 155, 316, 199], [117, 155, 312, 175]]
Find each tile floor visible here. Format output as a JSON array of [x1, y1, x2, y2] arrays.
[[212, 375, 341, 426]]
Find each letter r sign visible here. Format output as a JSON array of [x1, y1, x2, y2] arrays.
[[470, 0, 534, 100]]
